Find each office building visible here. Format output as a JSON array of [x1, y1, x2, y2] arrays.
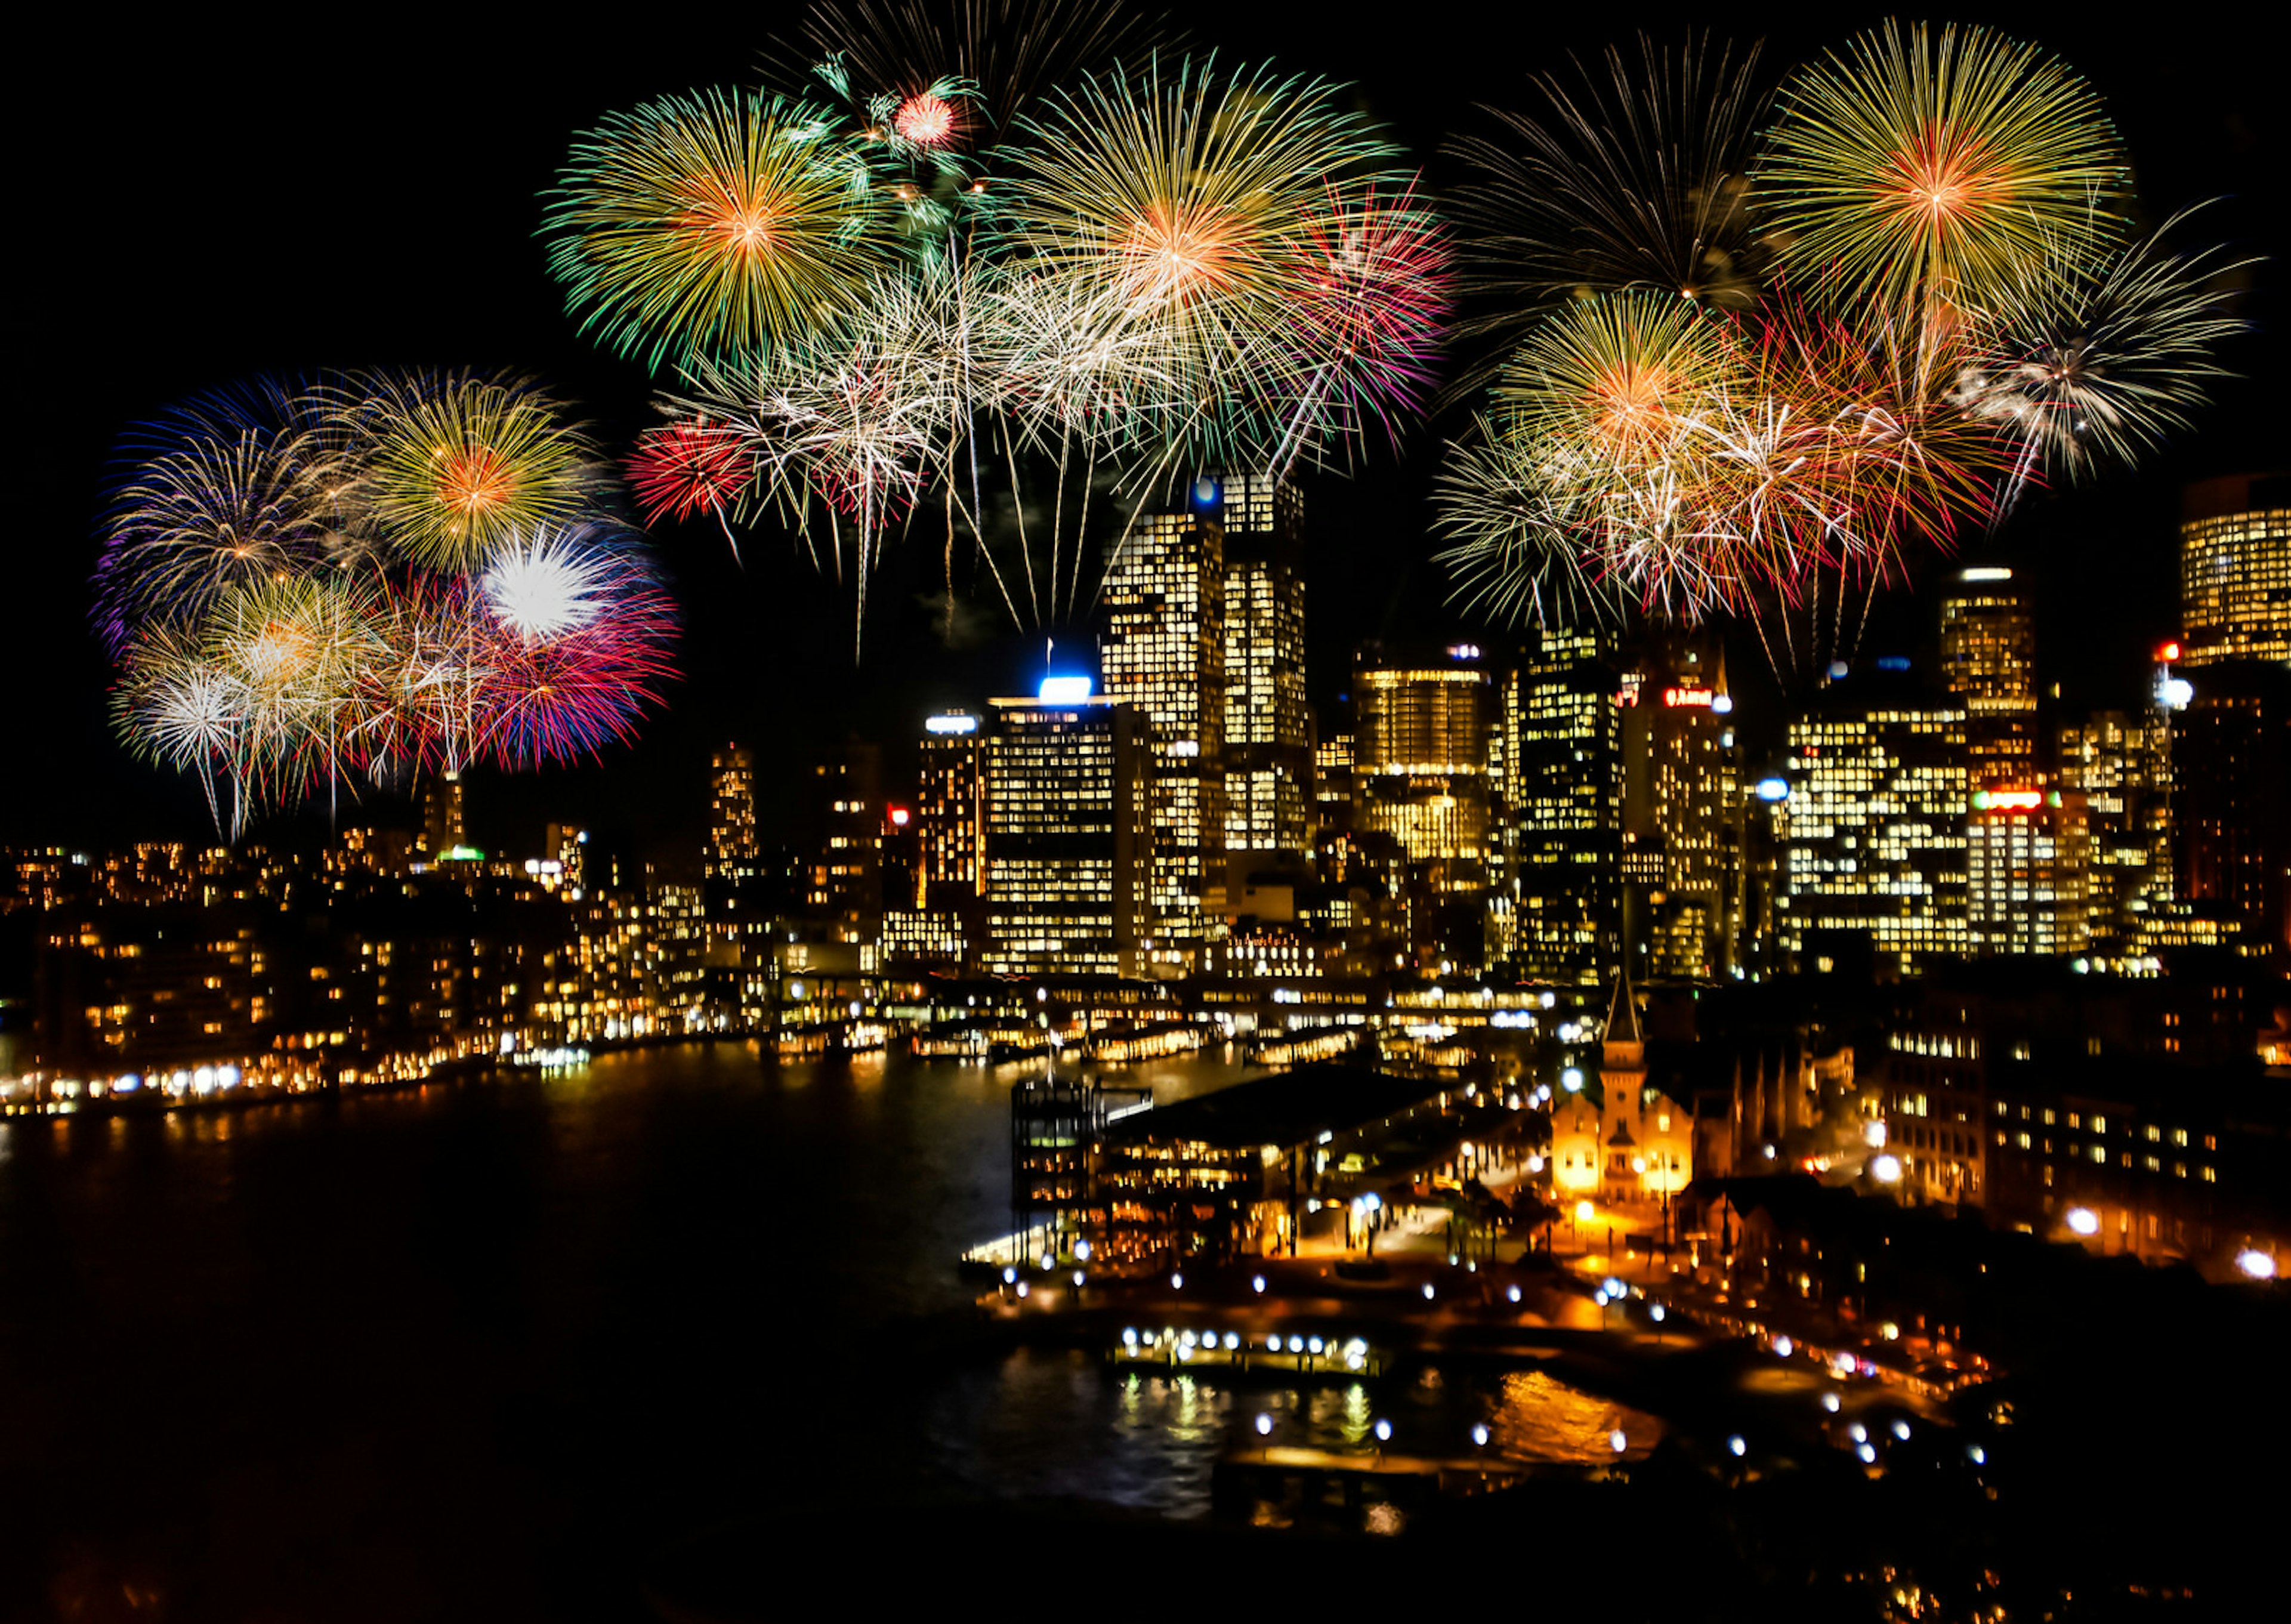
[[1504, 627, 1622, 986], [1617, 624, 1736, 979], [1219, 473, 1311, 879], [980, 681, 1152, 978], [1777, 669, 1969, 974], [1353, 644, 1495, 969], [1939, 566, 2039, 777], [707, 745, 758, 883], [2179, 474, 2290, 668], [2058, 708, 2172, 953], [419, 771, 465, 860], [1100, 479, 1226, 968], [2173, 659, 2290, 959], [1968, 786, 2088, 958]]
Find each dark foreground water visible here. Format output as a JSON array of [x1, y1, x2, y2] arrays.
[[1, 1043, 1647, 1621]]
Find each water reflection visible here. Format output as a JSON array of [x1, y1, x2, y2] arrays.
[[931, 1347, 1656, 1518]]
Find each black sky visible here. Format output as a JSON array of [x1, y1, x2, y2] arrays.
[[16, 2, 2284, 862]]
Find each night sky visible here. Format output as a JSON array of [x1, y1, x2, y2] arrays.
[[19, 2, 2283, 865]]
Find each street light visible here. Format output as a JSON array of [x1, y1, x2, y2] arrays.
[[2065, 1206, 2099, 1236]]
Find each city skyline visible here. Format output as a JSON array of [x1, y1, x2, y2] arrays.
[[7, 11, 2288, 1614]]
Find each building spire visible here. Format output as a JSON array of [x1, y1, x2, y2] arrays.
[[1605, 962, 1642, 1044]]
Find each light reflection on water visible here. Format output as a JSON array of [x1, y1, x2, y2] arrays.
[[929, 1348, 1658, 1518], [5, 1041, 1662, 1561]]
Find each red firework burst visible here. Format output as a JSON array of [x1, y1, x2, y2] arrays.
[[629, 418, 755, 525]]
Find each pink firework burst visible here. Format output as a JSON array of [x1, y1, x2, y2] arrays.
[[1287, 184, 1454, 430], [893, 92, 958, 147]]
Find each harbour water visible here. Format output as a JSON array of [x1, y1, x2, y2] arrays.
[[0, 1041, 1647, 1618]]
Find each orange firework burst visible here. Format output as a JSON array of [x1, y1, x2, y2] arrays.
[[1116, 199, 1244, 306]]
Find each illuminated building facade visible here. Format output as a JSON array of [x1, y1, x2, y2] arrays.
[[707, 745, 758, 883], [1777, 672, 1970, 974], [1353, 645, 1495, 970], [916, 711, 984, 906], [1548, 1006, 1692, 1205], [2179, 474, 2290, 668], [1617, 625, 1735, 980], [1505, 628, 1622, 986], [2172, 659, 2290, 959], [2058, 709, 2173, 955], [981, 685, 1151, 978], [1939, 566, 2039, 777], [1313, 734, 1354, 836], [1101, 479, 1226, 967], [1967, 788, 2088, 958], [1218, 473, 1311, 877], [419, 771, 465, 860]]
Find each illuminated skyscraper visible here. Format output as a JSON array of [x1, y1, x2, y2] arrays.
[[1616, 624, 1736, 979], [1504, 628, 1622, 986], [419, 771, 465, 859], [1218, 473, 1310, 878], [2172, 659, 2290, 959], [2059, 708, 2173, 952], [1354, 644, 1495, 969], [2179, 474, 2290, 668], [1101, 477, 1226, 969], [1967, 786, 2088, 957], [916, 711, 985, 906], [981, 681, 1152, 977], [1777, 670, 1969, 974], [1939, 566, 2039, 779], [707, 745, 758, 883]]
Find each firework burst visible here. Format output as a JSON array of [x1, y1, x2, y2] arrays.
[[1757, 21, 2128, 317], [548, 88, 893, 370], [97, 373, 678, 834], [1449, 32, 1771, 339]]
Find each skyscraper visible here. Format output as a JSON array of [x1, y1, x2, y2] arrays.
[[1505, 628, 1622, 986], [1967, 786, 2088, 957], [981, 681, 1151, 978], [916, 711, 986, 907], [1939, 566, 2039, 779], [2173, 659, 2290, 959], [1218, 473, 1311, 879], [1353, 643, 1495, 970], [1777, 670, 1969, 974], [419, 771, 465, 860], [2058, 708, 2172, 953], [1617, 623, 1736, 979], [707, 745, 758, 883], [2179, 474, 2290, 668], [1100, 478, 1226, 970]]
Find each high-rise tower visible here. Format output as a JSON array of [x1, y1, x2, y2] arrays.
[[1505, 628, 1622, 986], [1939, 566, 2039, 780], [1778, 669, 1969, 974], [1616, 623, 1736, 980], [1218, 473, 1310, 881], [2179, 474, 2290, 668], [981, 680, 1152, 978], [707, 745, 758, 884], [1354, 643, 1495, 970], [1100, 477, 1227, 970]]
